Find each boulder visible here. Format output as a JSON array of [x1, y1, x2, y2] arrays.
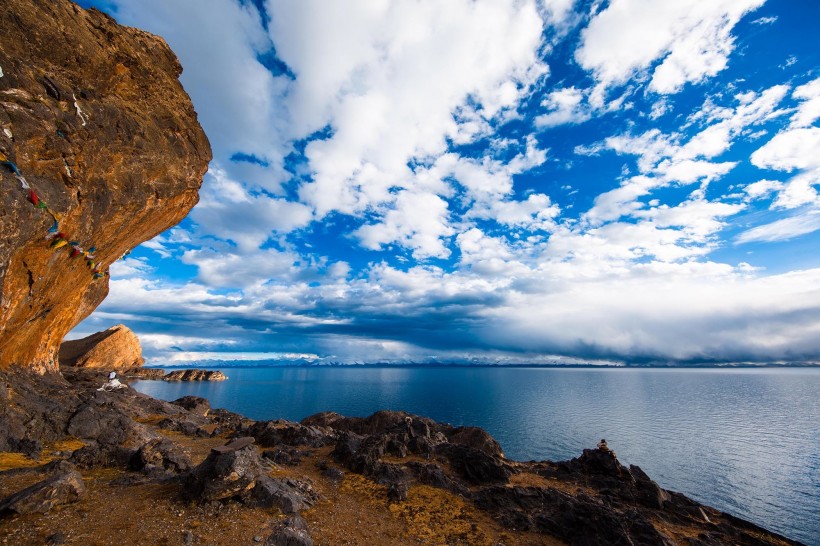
[[387, 481, 408, 502], [59, 325, 144, 370], [630, 464, 671, 509], [261, 447, 312, 466], [250, 476, 320, 514], [0, 368, 82, 453], [434, 443, 512, 485], [163, 370, 228, 381], [266, 516, 313, 546], [0, 0, 211, 373], [130, 438, 192, 474], [171, 395, 211, 416], [447, 426, 504, 458], [184, 437, 261, 502], [0, 467, 85, 514]]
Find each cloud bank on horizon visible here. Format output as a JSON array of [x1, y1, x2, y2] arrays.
[[73, 0, 820, 365]]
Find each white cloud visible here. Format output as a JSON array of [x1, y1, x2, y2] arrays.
[[535, 87, 591, 128], [484, 268, 820, 361], [751, 127, 820, 172], [584, 176, 655, 225], [790, 77, 820, 128], [353, 190, 455, 259], [736, 210, 820, 243], [472, 193, 560, 229], [771, 173, 819, 210], [599, 85, 788, 190], [576, 0, 766, 97], [109, 257, 154, 279], [750, 15, 777, 25], [271, 0, 548, 222], [191, 168, 313, 252], [744, 179, 785, 200], [182, 247, 298, 288]]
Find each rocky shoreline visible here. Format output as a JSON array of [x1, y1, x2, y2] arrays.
[[0, 368, 803, 545]]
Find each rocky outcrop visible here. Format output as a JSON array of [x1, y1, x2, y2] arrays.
[[58, 324, 143, 370], [0, 0, 211, 373], [164, 369, 228, 381]]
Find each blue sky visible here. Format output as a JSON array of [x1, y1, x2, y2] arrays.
[[73, 0, 820, 365]]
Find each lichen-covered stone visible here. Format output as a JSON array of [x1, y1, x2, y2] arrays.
[[0, 0, 210, 373]]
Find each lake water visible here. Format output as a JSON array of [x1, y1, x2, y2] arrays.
[[133, 366, 819, 544]]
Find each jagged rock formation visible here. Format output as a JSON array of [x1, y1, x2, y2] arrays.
[[0, 0, 211, 372], [58, 324, 143, 370]]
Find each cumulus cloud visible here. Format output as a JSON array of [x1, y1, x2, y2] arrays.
[[751, 127, 820, 172], [576, 0, 765, 98], [353, 191, 455, 259], [191, 169, 313, 252], [74, 0, 820, 365], [790, 77, 820, 128], [271, 0, 548, 230], [535, 87, 591, 128]]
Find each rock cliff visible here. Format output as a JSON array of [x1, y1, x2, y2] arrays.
[[0, 0, 211, 373], [58, 324, 143, 370]]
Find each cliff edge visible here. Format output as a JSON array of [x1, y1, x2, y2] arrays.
[[0, 0, 211, 373]]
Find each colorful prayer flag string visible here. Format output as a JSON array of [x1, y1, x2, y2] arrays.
[[1, 149, 111, 280]]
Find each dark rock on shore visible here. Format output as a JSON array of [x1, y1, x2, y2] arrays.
[[0, 369, 80, 454], [251, 476, 319, 514], [247, 419, 335, 448]]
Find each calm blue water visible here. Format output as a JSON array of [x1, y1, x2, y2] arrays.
[[133, 366, 819, 544]]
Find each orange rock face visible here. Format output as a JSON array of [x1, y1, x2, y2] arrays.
[[0, 0, 211, 373], [59, 324, 144, 370]]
